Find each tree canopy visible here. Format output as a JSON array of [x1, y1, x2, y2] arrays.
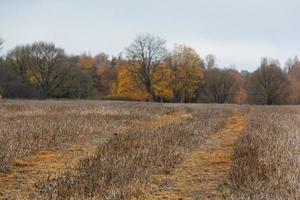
[[0, 34, 298, 105]]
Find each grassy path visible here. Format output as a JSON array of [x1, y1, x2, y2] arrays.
[[144, 115, 246, 200], [0, 111, 191, 200]]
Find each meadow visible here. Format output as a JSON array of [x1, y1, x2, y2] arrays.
[[0, 100, 299, 199]]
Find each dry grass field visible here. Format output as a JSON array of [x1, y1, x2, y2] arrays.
[[226, 107, 300, 199], [0, 100, 299, 200]]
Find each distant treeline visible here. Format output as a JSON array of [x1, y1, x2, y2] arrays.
[[0, 33, 298, 105]]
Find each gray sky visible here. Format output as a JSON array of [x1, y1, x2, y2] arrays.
[[1, 0, 300, 71]]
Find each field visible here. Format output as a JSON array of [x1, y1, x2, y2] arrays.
[[0, 100, 299, 199]]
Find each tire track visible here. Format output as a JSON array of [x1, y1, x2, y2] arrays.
[[145, 115, 246, 200]]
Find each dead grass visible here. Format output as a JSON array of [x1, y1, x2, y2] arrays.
[[34, 105, 237, 199], [144, 115, 246, 200], [0, 108, 191, 199], [0, 100, 251, 199], [0, 100, 174, 172], [226, 108, 300, 199]]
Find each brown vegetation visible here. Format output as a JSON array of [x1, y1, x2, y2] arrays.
[[29, 103, 237, 199], [247, 58, 291, 105], [226, 107, 300, 199], [1, 100, 299, 200], [0, 100, 243, 199], [1, 34, 300, 105], [144, 115, 246, 200], [0, 100, 171, 172]]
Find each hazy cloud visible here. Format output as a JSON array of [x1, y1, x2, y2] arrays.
[[1, 0, 300, 70]]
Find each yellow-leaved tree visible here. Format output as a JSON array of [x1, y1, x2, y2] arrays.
[[113, 61, 149, 101], [171, 45, 204, 103], [152, 64, 174, 102]]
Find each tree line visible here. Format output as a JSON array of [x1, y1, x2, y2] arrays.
[[0, 33, 298, 105]]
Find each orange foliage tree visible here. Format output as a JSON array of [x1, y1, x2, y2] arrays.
[[112, 61, 149, 101], [287, 57, 300, 104], [79, 54, 95, 70]]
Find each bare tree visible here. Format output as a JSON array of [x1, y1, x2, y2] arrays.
[[205, 54, 217, 70], [285, 57, 300, 104], [0, 38, 3, 52], [0, 39, 3, 97], [0, 38, 3, 65], [6, 45, 32, 81], [125, 33, 167, 99], [5, 44, 42, 98], [5, 43, 76, 98], [248, 58, 290, 105], [202, 68, 243, 103], [29, 42, 71, 97]]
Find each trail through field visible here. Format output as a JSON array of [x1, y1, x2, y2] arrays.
[[0, 111, 191, 199], [145, 115, 246, 200]]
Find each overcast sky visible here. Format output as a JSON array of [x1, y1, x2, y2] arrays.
[[1, 0, 300, 71]]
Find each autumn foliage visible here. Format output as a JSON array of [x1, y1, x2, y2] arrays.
[[0, 34, 299, 105], [113, 61, 149, 101]]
